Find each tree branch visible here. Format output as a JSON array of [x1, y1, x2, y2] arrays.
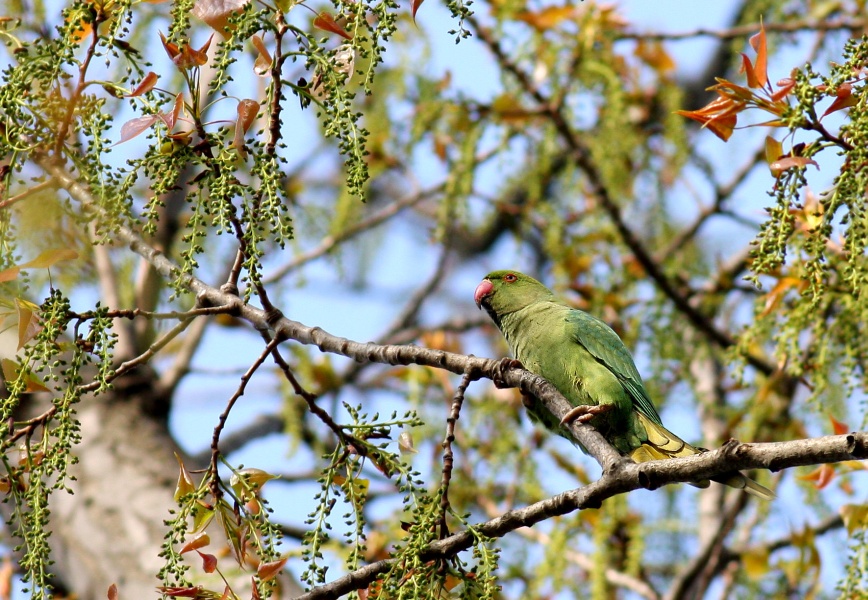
[[40, 154, 868, 600]]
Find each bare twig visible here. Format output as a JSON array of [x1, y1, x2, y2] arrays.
[[88, 221, 136, 360], [466, 15, 782, 379], [615, 17, 868, 42], [209, 336, 280, 498], [157, 314, 210, 397], [439, 370, 476, 538], [262, 189, 435, 283]]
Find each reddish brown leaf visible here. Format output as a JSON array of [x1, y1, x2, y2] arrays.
[[232, 99, 260, 158], [197, 551, 217, 573], [748, 23, 768, 88], [713, 78, 754, 102], [117, 115, 159, 145], [829, 414, 850, 435], [822, 82, 857, 119], [411, 0, 424, 21], [107, 583, 119, 600], [313, 11, 353, 40], [127, 72, 159, 97], [159, 31, 181, 61], [236, 99, 259, 136], [251, 577, 261, 600], [156, 586, 205, 598], [257, 557, 288, 582], [175, 35, 213, 69]]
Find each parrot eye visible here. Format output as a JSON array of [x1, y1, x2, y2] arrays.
[[503, 273, 517, 282]]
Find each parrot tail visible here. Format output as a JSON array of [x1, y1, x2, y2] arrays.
[[630, 413, 775, 500]]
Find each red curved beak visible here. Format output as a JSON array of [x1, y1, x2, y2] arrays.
[[474, 279, 494, 308]]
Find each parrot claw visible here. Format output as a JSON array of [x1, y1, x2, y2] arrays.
[[493, 358, 523, 389], [560, 403, 613, 426]]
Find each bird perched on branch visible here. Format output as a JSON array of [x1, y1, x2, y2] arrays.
[[474, 269, 773, 500]]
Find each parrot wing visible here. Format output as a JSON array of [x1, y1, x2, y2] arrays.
[[566, 310, 664, 426]]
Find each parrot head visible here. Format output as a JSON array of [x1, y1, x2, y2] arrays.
[[474, 270, 555, 324]]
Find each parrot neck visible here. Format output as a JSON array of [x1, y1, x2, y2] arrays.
[[498, 301, 565, 359]]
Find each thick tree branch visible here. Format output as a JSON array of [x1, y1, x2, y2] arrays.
[[295, 433, 867, 600], [40, 155, 868, 600]]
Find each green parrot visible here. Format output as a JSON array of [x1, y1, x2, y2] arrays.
[[474, 270, 773, 500]]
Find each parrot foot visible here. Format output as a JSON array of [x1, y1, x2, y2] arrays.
[[493, 358, 523, 389], [560, 403, 613, 426]]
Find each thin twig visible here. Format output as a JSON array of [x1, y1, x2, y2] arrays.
[[209, 336, 280, 498], [439, 371, 476, 539], [467, 14, 782, 379], [262, 189, 435, 283], [615, 17, 868, 42]]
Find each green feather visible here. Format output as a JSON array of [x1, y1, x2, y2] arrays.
[[475, 269, 774, 500]]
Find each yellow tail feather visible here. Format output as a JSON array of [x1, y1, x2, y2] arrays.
[[630, 413, 775, 500]]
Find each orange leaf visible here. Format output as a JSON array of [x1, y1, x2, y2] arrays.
[[635, 40, 675, 75], [799, 464, 835, 489], [257, 557, 288, 582], [180, 533, 211, 554], [0, 267, 19, 282], [676, 106, 737, 142], [107, 583, 119, 600], [821, 82, 857, 119], [748, 23, 768, 88], [313, 12, 353, 40], [516, 5, 575, 30], [829, 414, 850, 435], [127, 72, 159, 97], [771, 77, 796, 101], [740, 53, 759, 89], [760, 276, 803, 317]]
